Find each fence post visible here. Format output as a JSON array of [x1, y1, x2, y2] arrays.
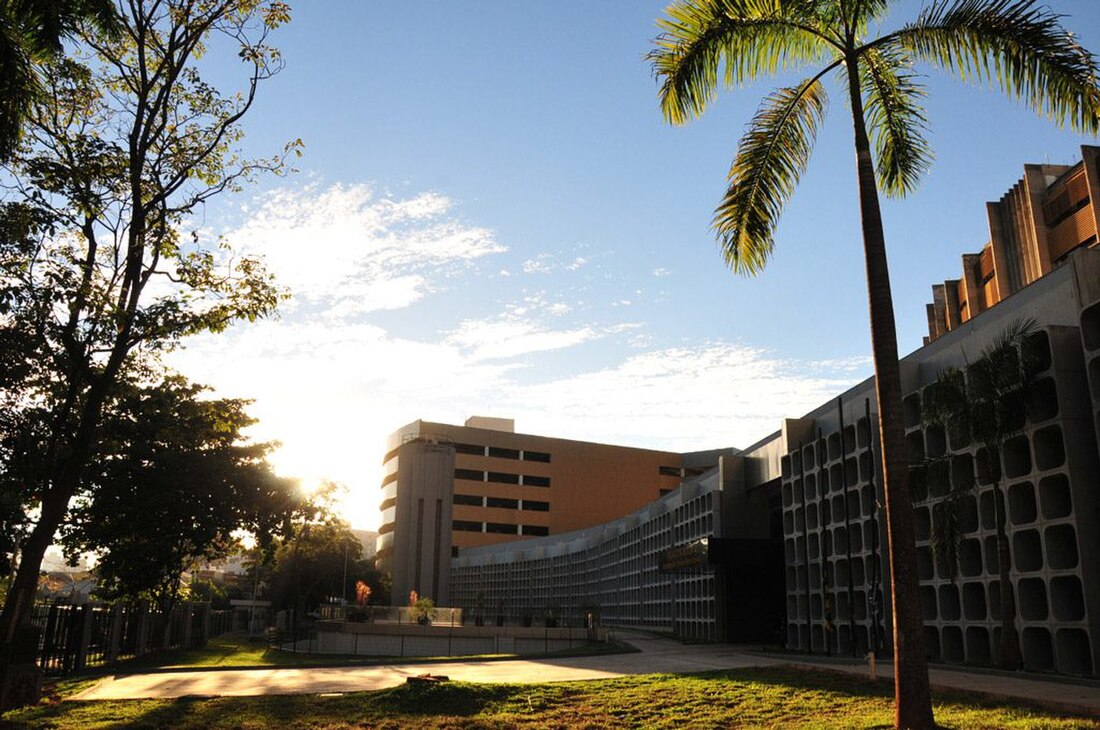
[[182, 603, 194, 648], [202, 604, 212, 643], [107, 603, 123, 663], [74, 605, 93, 673], [135, 601, 151, 656]]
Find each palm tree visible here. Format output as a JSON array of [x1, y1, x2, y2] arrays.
[[0, 0, 119, 158], [649, 2, 1099, 727], [920, 318, 1040, 670]]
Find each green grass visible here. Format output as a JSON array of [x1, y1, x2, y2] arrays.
[[3, 667, 1096, 729], [78, 634, 636, 673]]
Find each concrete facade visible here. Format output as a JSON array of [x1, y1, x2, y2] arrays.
[[376, 154, 1100, 677], [925, 145, 1100, 343], [447, 246, 1100, 677]]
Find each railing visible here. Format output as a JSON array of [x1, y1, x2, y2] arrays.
[[317, 605, 465, 626], [28, 600, 231, 676]]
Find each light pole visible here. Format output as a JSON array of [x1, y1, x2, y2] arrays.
[[341, 539, 349, 606]]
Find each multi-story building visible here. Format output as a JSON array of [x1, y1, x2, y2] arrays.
[[375, 416, 727, 606], [450, 244, 1100, 676], [381, 151, 1100, 677], [924, 145, 1100, 343], [451, 454, 782, 642]]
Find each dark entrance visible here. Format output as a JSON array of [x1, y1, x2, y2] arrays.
[[710, 537, 785, 643]]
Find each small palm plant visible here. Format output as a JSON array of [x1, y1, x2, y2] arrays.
[[920, 318, 1040, 670]]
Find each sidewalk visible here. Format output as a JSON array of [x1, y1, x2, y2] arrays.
[[753, 649, 1100, 717], [72, 632, 1100, 717]]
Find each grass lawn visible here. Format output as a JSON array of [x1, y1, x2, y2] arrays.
[[2, 666, 1097, 729]]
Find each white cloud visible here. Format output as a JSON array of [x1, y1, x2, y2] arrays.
[[224, 183, 504, 318], [497, 344, 861, 451], [446, 316, 599, 361], [522, 255, 553, 274], [167, 183, 866, 532]]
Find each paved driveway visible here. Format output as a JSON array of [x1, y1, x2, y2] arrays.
[[74, 633, 784, 700]]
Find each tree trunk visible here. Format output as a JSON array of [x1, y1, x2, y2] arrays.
[[845, 55, 934, 730]]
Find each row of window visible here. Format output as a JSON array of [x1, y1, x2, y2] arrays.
[[455, 443, 552, 463], [454, 469, 551, 487], [453, 521, 549, 536], [453, 494, 550, 511]]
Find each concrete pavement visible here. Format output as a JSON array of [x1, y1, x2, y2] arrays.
[[72, 631, 1100, 717]]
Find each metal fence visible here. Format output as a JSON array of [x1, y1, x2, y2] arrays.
[[29, 600, 231, 676]]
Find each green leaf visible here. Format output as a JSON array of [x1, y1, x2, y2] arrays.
[[898, 0, 1100, 134], [712, 77, 827, 274], [651, 0, 833, 125], [859, 43, 933, 197]]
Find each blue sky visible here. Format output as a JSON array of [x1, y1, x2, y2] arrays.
[[166, 1, 1100, 530]]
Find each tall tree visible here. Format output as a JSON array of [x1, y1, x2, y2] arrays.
[[920, 318, 1040, 670], [0, 0, 296, 655], [649, 1, 1100, 727], [61, 375, 305, 641], [265, 518, 387, 618], [0, 0, 120, 159]]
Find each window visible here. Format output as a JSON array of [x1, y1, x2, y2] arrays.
[[659, 466, 682, 477], [486, 497, 518, 510], [659, 489, 673, 496], [454, 468, 484, 481], [453, 494, 483, 506], [486, 522, 518, 535], [453, 520, 482, 532], [523, 450, 551, 463], [523, 475, 550, 488], [521, 500, 549, 512], [487, 471, 519, 485], [455, 442, 484, 455], [488, 446, 521, 460], [522, 525, 549, 536]]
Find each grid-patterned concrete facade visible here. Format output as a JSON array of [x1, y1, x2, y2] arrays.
[[451, 469, 728, 641], [373, 160, 1100, 677], [781, 247, 1100, 676]]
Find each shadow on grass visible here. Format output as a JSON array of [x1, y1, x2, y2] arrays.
[[3, 665, 1094, 729]]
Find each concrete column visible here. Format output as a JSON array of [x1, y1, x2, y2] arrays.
[[1081, 145, 1100, 245], [960, 254, 982, 321], [986, 201, 1015, 301], [1023, 164, 1055, 279]]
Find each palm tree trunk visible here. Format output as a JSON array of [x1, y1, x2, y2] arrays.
[[845, 55, 934, 730]]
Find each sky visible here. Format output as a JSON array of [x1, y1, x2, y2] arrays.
[[162, 0, 1100, 532]]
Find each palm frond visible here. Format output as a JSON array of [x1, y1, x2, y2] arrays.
[[859, 43, 933, 197], [930, 493, 963, 583], [898, 0, 1100, 133], [843, 0, 891, 30], [651, 0, 834, 125], [713, 76, 828, 274]]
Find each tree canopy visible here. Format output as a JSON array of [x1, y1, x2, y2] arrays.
[[0, 0, 120, 158], [60, 376, 306, 613], [0, 0, 297, 648]]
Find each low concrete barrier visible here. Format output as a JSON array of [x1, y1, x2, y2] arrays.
[[300, 622, 607, 657]]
